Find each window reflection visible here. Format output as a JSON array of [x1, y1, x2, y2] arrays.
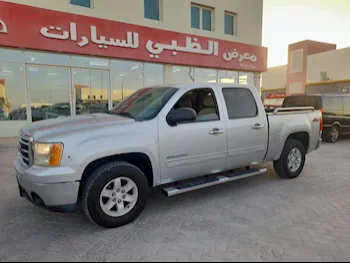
[[111, 60, 143, 71], [239, 72, 254, 85], [218, 70, 238, 83], [170, 66, 195, 83], [111, 71, 143, 105], [0, 62, 26, 121], [27, 66, 70, 122], [25, 51, 70, 66], [71, 56, 109, 69], [111, 61, 164, 106], [0, 49, 24, 63], [144, 63, 163, 74], [195, 67, 217, 83], [73, 69, 109, 114]]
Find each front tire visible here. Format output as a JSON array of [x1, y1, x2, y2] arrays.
[[273, 139, 306, 179], [82, 161, 149, 228]]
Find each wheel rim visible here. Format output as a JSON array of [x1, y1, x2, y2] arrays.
[[331, 127, 339, 142], [100, 177, 139, 217], [287, 147, 302, 172]]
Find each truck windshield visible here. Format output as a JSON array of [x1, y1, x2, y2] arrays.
[[109, 87, 178, 121]]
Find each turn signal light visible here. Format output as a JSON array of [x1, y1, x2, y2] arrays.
[[49, 144, 63, 167]]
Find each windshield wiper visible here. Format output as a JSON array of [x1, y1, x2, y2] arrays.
[[109, 111, 135, 120]]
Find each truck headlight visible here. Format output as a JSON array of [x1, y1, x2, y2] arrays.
[[33, 143, 63, 167]]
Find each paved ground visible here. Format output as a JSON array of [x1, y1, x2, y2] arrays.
[[1, 137, 350, 262]]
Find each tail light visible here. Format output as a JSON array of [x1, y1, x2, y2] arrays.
[[319, 110, 323, 136], [312, 110, 323, 136]]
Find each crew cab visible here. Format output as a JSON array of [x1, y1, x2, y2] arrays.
[[14, 83, 322, 228]]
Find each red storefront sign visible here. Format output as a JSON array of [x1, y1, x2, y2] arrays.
[[0, 2, 268, 72], [264, 92, 286, 107], [266, 92, 286, 99]]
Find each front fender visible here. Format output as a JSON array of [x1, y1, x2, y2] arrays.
[[63, 133, 160, 185]]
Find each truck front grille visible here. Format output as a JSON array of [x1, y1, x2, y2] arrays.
[[19, 133, 32, 166]]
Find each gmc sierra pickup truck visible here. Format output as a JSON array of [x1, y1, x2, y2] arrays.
[[14, 83, 322, 228]]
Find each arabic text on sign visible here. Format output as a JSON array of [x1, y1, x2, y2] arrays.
[[37, 21, 260, 64], [223, 49, 257, 63], [0, 19, 8, 34]]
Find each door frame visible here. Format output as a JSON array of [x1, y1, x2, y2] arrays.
[[70, 68, 111, 116]]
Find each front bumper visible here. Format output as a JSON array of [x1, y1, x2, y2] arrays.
[[14, 155, 80, 213]]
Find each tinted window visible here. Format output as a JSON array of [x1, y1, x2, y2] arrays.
[[323, 97, 343, 112], [144, 0, 160, 21], [191, 6, 200, 29], [70, 0, 91, 8], [343, 97, 350, 111], [282, 96, 321, 109], [225, 13, 235, 35], [202, 9, 212, 31], [222, 88, 258, 119]]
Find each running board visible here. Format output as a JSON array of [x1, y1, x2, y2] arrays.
[[162, 167, 267, 197]]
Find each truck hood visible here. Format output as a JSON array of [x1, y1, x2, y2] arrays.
[[21, 114, 135, 140]]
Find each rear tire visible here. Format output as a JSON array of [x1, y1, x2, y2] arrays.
[[325, 125, 340, 143], [82, 161, 149, 228], [273, 139, 306, 179]]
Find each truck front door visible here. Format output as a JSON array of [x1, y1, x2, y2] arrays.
[[158, 87, 228, 184]]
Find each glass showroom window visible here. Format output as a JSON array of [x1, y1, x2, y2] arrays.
[[218, 70, 239, 83], [27, 66, 70, 122], [195, 67, 217, 83], [144, 63, 164, 87], [111, 60, 144, 106], [0, 62, 26, 121], [239, 72, 254, 85], [170, 66, 195, 83], [111, 61, 164, 107], [72, 69, 109, 115]]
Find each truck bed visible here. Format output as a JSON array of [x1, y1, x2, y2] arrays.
[[264, 107, 322, 162]]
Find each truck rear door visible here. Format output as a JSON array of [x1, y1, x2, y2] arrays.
[[220, 87, 268, 170]]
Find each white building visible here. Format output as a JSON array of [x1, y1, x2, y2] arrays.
[[0, 0, 267, 137]]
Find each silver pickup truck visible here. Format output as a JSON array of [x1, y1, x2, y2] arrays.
[[14, 83, 322, 228]]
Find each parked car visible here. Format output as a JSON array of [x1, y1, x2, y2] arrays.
[[282, 93, 350, 143], [0, 108, 6, 120], [14, 83, 322, 228]]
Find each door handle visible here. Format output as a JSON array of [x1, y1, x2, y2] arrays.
[[252, 123, 265, 129], [209, 128, 225, 135]]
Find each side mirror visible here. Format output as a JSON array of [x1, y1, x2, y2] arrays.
[[167, 107, 197, 126]]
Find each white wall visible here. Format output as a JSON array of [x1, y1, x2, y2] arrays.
[[307, 47, 350, 83], [3, 0, 263, 46], [261, 65, 287, 89]]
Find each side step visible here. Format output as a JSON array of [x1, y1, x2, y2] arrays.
[[162, 167, 267, 197]]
